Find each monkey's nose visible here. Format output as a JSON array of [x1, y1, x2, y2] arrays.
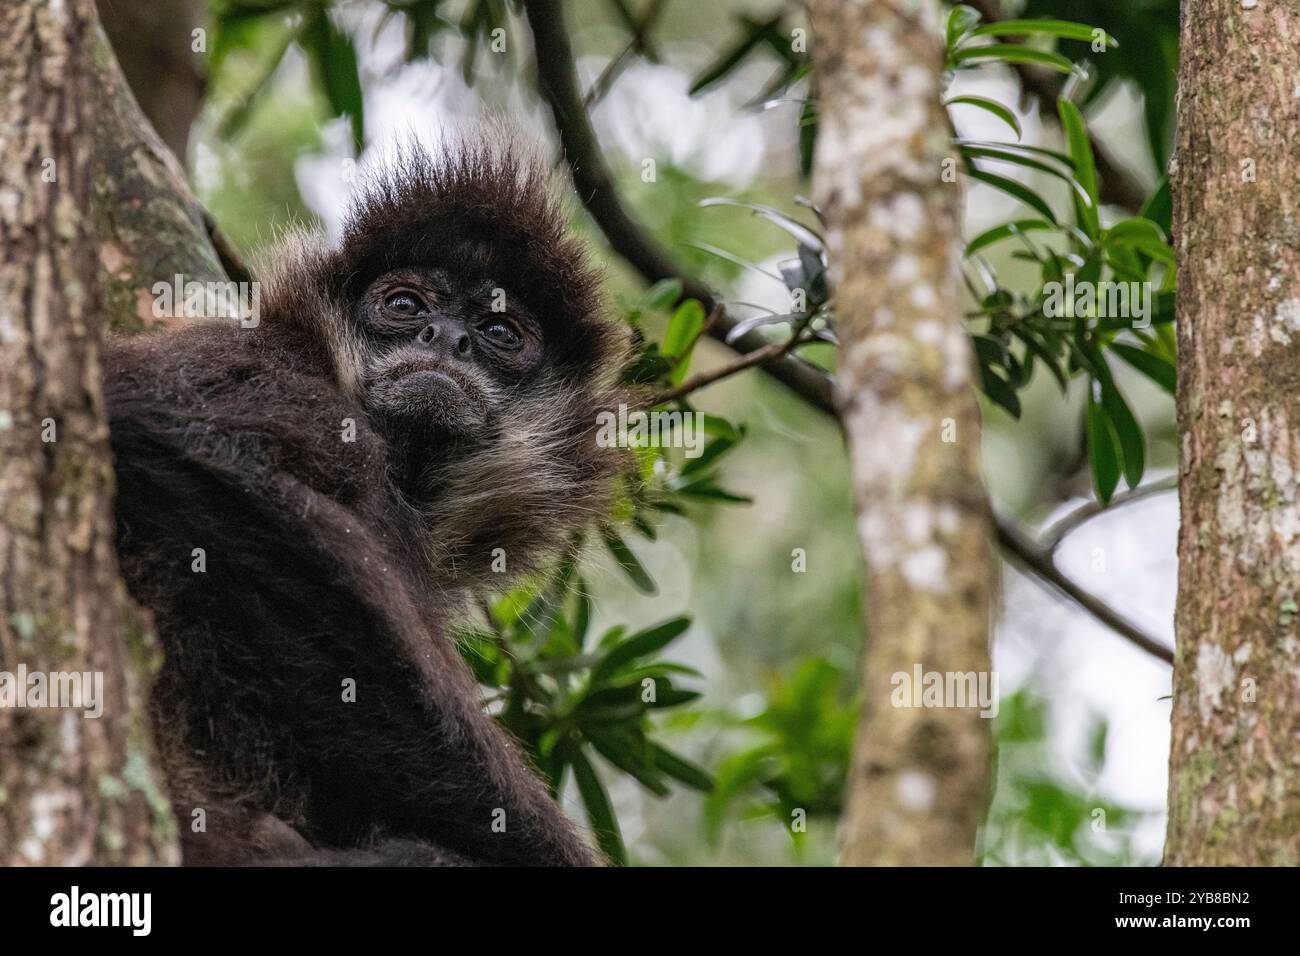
[[416, 321, 473, 360]]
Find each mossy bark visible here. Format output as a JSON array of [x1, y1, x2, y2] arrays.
[[0, 0, 178, 865], [811, 0, 995, 866], [1166, 0, 1300, 866], [87, 15, 225, 334]]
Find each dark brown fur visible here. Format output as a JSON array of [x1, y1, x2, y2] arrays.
[[106, 141, 627, 865]]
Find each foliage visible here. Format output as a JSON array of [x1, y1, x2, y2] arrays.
[[703, 658, 856, 855], [981, 691, 1156, 866], [688, 4, 1175, 505]]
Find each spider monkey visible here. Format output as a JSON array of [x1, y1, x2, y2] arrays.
[[104, 141, 628, 866]]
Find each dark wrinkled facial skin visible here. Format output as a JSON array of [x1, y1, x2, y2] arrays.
[[360, 267, 543, 438]]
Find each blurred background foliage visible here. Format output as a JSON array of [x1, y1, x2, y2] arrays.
[[173, 0, 1181, 864]]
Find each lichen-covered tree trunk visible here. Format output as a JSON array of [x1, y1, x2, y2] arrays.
[[1166, 0, 1300, 866], [0, 0, 176, 865], [87, 7, 227, 333], [810, 0, 994, 865]]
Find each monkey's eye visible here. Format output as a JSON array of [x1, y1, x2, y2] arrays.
[[480, 320, 523, 349], [383, 291, 426, 316]]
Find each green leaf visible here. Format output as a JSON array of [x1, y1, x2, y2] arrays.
[[963, 168, 1057, 222], [965, 218, 1056, 257], [570, 749, 626, 864], [588, 731, 671, 797], [957, 139, 1076, 166], [1057, 99, 1100, 238], [1086, 391, 1121, 504], [572, 581, 592, 649], [946, 5, 983, 51], [971, 19, 1117, 48], [684, 241, 784, 282], [973, 334, 1008, 368], [303, 10, 365, 153], [680, 431, 742, 477], [672, 478, 753, 504], [959, 144, 1074, 182], [1110, 342, 1175, 395], [643, 278, 684, 312], [661, 298, 706, 370], [1012, 327, 1068, 392], [574, 684, 646, 722], [945, 95, 1021, 139], [1094, 361, 1146, 488], [952, 44, 1077, 75], [688, 15, 782, 96], [1140, 177, 1172, 234], [979, 365, 1022, 418], [602, 529, 657, 595], [1105, 220, 1175, 268], [591, 617, 690, 682], [651, 744, 714, 792]]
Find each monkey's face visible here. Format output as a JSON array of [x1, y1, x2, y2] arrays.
[[359, 267, 544, 437]]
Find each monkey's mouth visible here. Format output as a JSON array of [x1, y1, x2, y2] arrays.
[[366, 356, 488, 434], [383, 360, 478, 399]]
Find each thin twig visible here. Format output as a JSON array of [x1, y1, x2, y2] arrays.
[[1040, 475, 1178, 555], [996, 520, 1173, 664], [647, 332, 812, 406]]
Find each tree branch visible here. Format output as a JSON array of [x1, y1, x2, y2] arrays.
[[648, 327, 814, 406], [1040, 475, 1177, 555], [995, 520, 1173, 664], [522, 0, 1170, 664], [524, 0, 835, 413], [89, 21, 227, 332]]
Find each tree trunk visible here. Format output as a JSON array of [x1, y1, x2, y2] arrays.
[[810, 0, 995, 865], [87, 15, 229, 335], [0, 0, 176, 865], [1166, 0, 1300, 866], [96, 0, 206, 163]]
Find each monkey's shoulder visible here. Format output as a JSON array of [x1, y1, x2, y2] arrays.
[[105, 324, 389, 508]]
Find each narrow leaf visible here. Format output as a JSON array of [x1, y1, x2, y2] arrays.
[[571, 749, 626, 865], [1086, 391, 1121, 504], [1057, 99, 1100, 237], [964, 168, 1057, 222], [651, 744, 715, 792], [971, 19, 1117, 48], [1110, 342, 1175, 395], [945, 95, 1022, 139], [952, 44, 1077, 74], [602, 529, 657, 595]]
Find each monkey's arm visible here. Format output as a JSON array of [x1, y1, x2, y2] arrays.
[[108, 355, 596, 865]]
